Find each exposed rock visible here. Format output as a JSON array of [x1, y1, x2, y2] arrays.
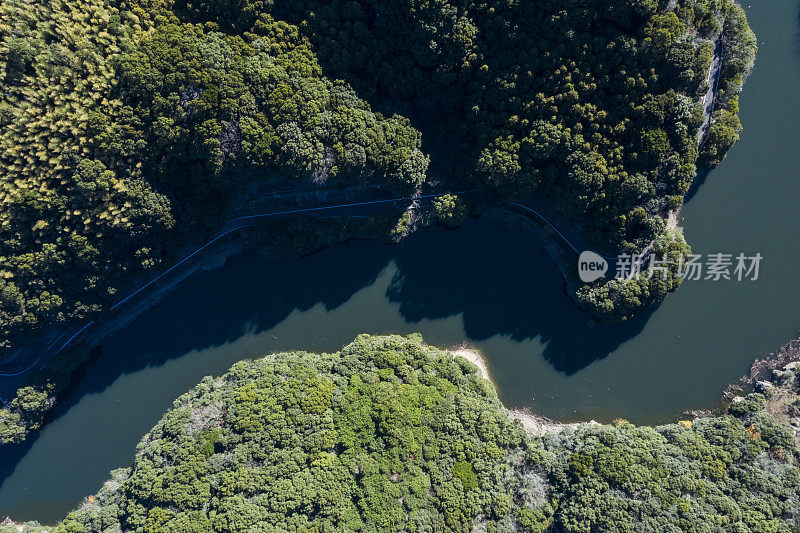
[[726, 336, 800, 398], [746, 363, 800, 448], [771, 369, 794, 387], [755, 380, 775, 396]]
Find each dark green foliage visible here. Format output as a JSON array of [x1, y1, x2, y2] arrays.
[[5, 37, 39, 78], [0, 0, 177, 358], [729, 393, 768, 417], [0, 0, 757, 361], [699, 0, 757, 167], [269, 0, 752, 319], [0, 0, 426, 367], [95, 19, 428, 192], [0, 384, 54, 443], [577, 225, 691, 319], [268, 0, 752, 218]]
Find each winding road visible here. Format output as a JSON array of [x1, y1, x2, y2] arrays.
[[0, 187, 475, 392], [0, 30, 729, 395]]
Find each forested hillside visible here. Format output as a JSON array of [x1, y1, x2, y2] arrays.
[[272, 0, 756, 316], [0, 0, 759, 448], [45, 335, 799, 532], [0, 0, 756, 358], [0, 0, 427, 359]]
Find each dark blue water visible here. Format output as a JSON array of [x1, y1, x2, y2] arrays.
[[2, 0, 799, 524]]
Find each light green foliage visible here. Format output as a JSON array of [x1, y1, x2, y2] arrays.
[[52, 335, 800, 532], [433, 193, 468, 228], [0, 0, 758, 357], [544, 415, 800, 532], [56, 334, 547, 532], [0, 0, 758, 441], [0, 0, 428, 365], [453, 461, 479, 490], [0, 0, 174, 356]]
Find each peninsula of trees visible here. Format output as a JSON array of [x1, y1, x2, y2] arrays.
[[32, 334, 798, 532]]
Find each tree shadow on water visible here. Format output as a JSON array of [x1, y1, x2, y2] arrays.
[[71, 242, 394, 398], [0, 440, 34, 492], [0, 218, 657, 491], [0, 240, 393, 490], [684, 167, 711, 203], [61, 217, 655, 408], [388, 218, 654, 375]]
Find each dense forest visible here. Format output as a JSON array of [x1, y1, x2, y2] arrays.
[[13, 335, 789, 532], [0, 0, 756, 442], [0, 0, 757, 354], [0, 0, 427, 356]]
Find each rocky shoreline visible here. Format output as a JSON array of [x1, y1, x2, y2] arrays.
[[733, 361, 800, 447], [726, 335, 800, 397], [451, 340, 800, 444]]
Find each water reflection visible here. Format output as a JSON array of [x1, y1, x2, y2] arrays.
[[386, 222, 652, 374], [51, 218, 650, 412], [0, 218, 657, 523]]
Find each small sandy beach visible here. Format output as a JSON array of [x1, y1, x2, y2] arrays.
[[450, 344, 599, 437]]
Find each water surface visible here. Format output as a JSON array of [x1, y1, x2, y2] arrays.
[[2, 0, 800, 523]]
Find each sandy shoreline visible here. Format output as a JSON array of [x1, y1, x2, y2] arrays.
[[450, 344, 600, 437], [450, 346, 493, 382]]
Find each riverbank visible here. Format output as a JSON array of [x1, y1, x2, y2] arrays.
[[451, 343, 602, 437], [724, 336, 800, 447], [0, 518, 46, 532], [0, 209, 420, 446], [5, 332, 799, 530], [452, 334, 800, 444]]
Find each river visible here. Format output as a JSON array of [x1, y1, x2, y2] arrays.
[[2, 0, 799, 524]]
